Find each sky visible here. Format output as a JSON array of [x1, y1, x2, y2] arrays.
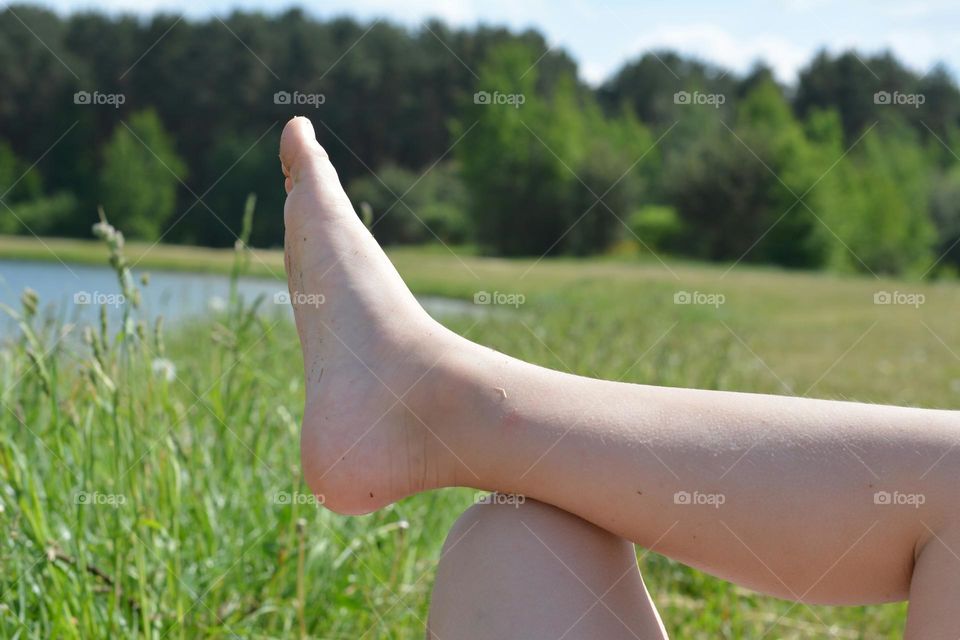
[[25, 0, 960, 85]]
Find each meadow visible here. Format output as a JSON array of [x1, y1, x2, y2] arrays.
[[1, 230, 959, 638]]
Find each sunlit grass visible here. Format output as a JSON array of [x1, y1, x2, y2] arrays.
[[2, 226, 957, 637]]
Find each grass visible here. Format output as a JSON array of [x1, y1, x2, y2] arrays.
[[1, 230, 959, 638], [0, 234, 286, 279]]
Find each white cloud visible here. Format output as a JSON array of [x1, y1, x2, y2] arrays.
[[627, 24, 810, 82], [579, 61, 610, 86]]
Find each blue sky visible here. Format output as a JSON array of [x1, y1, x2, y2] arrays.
[[28, 0, 960, 85]]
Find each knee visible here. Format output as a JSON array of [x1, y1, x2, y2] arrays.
[[429, 496, 658, 640], [441, 493, 630, 560], [446, 494, 548, 536]]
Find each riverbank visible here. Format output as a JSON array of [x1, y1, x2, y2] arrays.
[[0, 233, 285, 278], [0, 233, 712, 299]]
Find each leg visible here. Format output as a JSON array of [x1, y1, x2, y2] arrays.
[[903, 524, 960, 639], [278, 117, 960, 617], [427, 497, 668, 640]]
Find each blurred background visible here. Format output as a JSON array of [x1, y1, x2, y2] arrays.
[[1, 0, 959, 273], [3, 2, 960, 638]]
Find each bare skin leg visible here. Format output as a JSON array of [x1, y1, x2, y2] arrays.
[[904, 523, 960, 637], [427, 498, 668, 640], [279, 116, 960, 636]]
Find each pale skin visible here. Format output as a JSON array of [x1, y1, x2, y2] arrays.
[[279, 116, 960, 638]]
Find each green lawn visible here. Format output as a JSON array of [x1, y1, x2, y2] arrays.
[[2, 235, 958, 638]]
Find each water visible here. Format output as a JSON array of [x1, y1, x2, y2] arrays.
[[0, 259, 479, 333]]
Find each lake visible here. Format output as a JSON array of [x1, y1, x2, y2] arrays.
[[0, 259, 479, 333]]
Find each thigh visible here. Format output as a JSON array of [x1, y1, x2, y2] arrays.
[[427, 496, 669, 640]]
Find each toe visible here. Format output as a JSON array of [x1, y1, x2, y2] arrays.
[[279, 116, 329, 184]]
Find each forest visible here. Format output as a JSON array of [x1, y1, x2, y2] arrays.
[[2, 4, 959, 276]]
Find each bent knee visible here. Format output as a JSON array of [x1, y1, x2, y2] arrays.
[[442, 494, 632, 561], [445, 495, 556, 537], [430, 496, 661, 640]]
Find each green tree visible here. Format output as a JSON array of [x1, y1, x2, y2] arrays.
[[457, 43, 657, 256], [455, 43, 576, 255], [929, 164, 960, 273], [98, 110, 185, 240], [793, 50, 957, 144], [193, 132, 287, 248], [564, 103, 657, 255], [664, 80, 827, 267], [598, 51, 737, 128], [816, 129, 936, 275]]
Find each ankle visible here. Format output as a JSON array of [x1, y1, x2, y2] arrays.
[[401, 329, 485, 480], [409, 333, 524, 491]]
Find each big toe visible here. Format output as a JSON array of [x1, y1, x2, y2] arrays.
[[280, 116, 329, 185]]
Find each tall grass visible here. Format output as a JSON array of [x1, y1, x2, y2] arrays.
[[0, 210, 461, 639], [4, 215, 957, 637]]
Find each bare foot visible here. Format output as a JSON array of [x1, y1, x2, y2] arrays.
[[279, 117, 476, 514]]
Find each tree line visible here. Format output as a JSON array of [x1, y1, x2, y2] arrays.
[[1, 4, 959, 276]]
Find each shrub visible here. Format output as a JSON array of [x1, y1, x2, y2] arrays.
[[627, 205, 683, 252], [0, 139, 43, 211], [2, 192, 78, 236], [346, 161, 469, 246]]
